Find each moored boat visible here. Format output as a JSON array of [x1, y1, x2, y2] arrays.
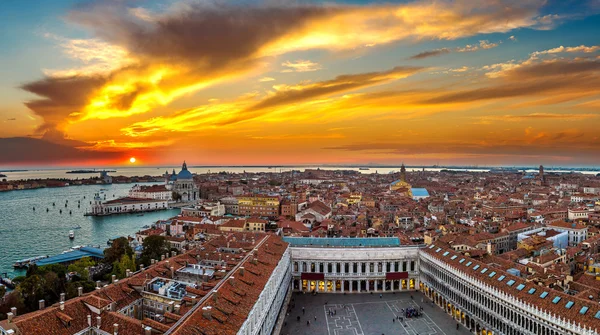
[[13, 255, 49, 268]]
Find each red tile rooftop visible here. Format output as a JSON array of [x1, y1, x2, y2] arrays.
[[547, 221, 587, 230]]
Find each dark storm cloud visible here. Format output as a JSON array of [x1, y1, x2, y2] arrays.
[[21, 75, 106, 133], [67, 2, 337, 67], [0, 137, 120, 164]]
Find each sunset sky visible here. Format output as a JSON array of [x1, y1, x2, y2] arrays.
[[1, 0, 599, 167]]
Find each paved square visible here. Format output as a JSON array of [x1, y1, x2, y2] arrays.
[[279, 291, 471, 335]]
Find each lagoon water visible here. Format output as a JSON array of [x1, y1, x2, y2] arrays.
[[2, 165, 598, 181], [0, 183, 179, 276]]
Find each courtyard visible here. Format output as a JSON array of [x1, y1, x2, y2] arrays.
[[279, 291, 472, 335]]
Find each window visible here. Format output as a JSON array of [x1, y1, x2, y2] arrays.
[[473, 265, 480, 270], [551, 296, 561, 304], [579, 306, 589, 315], [466, 261, 472, 267], [480, 268, 487, 274], [516, 284, 525, 291], [497, 275, 505, 281], [451, 255, 457, 260], [435, 248, 442, 253], [528, 288, 536, 294], [488, 271, 496, 277], [595, 310, 600, 319], [443, 251, 449, 256], [565, 301, 574, 309], [429, 244, 435, 249], [506, 280, 515, 286], [459, 259, 465, 263], [540, 291, 549, 299]]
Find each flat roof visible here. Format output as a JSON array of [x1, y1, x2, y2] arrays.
[[411, 188, 430, 197], [282, 237, 400, 247], [36, 247, 105, 266]]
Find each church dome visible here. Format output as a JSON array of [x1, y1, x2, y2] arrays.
[[177, 161, 193, 180]]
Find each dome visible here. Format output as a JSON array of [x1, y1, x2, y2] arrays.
[[177, 161, 193, 180], [177, 170, 193, 180]]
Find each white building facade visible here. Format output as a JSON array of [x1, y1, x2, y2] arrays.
[[287, 240, 420, 293], [129, 184, 172, 201], [88, 194, 168, 216], [238, 247, 292, 335]]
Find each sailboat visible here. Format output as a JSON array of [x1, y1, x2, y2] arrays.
[[69, 230, 75, 239]]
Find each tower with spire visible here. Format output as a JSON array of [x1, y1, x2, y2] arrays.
[[400, 163, 407, 182], [389, 163, 412, 197]]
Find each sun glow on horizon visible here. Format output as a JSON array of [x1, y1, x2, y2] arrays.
[[129, 157, 136, 163]]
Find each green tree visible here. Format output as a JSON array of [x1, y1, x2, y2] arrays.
[[17, 274, 44, 312], [65, 280, 95, 299], [103, 237, 133, 264], [67, 257, 96, 281], [0, 291, 26, 320], [140, 235, 170, 266], [112, 254, 136, 279]]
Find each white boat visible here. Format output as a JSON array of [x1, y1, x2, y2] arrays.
[[69, 230, 75, 239], [13, 255, 49, 268]]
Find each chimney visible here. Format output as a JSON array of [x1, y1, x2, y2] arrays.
[[96, 316, 101, 328], [174, 304, 181, 314], [151, 259, 156, 265], [229, 276, 235, 287], [227, 241, 230, 248], [202, 306, 212, 320], [60, 302, 65, 311], [38, 299, 45, 310], [168, 301, 174, 312], [252, 258, 258, 265], [60, 293, 66, 302], [170, 266, 175, 278], [113, 323, 119, 335], [10, 307, 16, 317], [166, 260, 169, 266], [112, 274, 117, 283], [126, 269, 131, 277], [212, 290, 219, 303], [171, 251, 176, 257], [7, 312, 13, 323], [140, 264, 145, 271], [96, 280, 101, 289], [87, 315, 92, 327], [239, 267, 245, 276], [161, 254, 165, 261], [145, 326, 152, 335]]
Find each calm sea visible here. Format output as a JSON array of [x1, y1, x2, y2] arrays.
[[3, 166, 599, 181], [0, 183, 179, 277]]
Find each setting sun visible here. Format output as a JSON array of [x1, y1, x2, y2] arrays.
[[129, 157, 136, 163]]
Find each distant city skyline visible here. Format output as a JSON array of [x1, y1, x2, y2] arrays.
[[1, 0, 600, 166]]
